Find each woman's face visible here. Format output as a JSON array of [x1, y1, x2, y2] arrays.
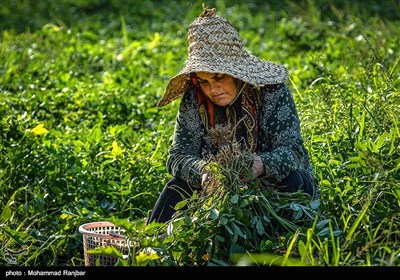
[[195, 72, 238, 106]]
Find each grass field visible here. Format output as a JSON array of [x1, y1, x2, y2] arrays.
[[0, 0, 399, 266]]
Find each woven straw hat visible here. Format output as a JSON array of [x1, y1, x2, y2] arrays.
[[157, 5, 288, 107]]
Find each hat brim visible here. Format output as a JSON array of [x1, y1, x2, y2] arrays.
[[157, 54, 288, 107]]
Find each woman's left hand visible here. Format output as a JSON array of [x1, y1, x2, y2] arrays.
[[241, 153, 264, 182]]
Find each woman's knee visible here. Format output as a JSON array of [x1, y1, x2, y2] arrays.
[[165, 177, 196, 199], [276, 170, 317, 196], [147, 177, 194, 224]]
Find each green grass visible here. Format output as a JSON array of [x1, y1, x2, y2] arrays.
[[0, 0, 399, 266]]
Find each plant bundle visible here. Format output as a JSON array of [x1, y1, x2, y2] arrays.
[[157, 123, 322, 265]]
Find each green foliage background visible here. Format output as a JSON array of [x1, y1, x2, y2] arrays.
[[0, 0, 399, 266]]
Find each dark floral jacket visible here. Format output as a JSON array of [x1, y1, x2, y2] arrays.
[[166, 82, 316, 189]]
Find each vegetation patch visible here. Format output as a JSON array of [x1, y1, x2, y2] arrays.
[[0, 0, 399, 266]]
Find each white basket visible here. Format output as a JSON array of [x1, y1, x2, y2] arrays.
[[78, 221, 130, 266]]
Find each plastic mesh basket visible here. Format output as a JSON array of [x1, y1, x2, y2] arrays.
[[78, 221, 130, 266]]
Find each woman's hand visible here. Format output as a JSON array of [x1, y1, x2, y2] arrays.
[[252, 154, 265, 178], [201, 166, 221, 194], [201, 169, 212, 188], [241, 153, 264, 182]]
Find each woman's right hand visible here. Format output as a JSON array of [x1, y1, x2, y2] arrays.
[[201, 169, 212, 188]]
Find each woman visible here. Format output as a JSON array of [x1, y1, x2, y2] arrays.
[[148, 6, 318, 223]]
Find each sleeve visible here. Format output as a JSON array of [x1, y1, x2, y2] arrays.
[[258, 83, 308, 182], [165, 90, 208, 188]]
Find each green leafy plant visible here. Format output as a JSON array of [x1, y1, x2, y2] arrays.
[[0, 0, 399, 266], [142, 124, 322, 266]]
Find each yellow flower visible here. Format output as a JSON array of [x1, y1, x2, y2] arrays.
[[31, 123, 49, 135], [107, 141, 125, 158]]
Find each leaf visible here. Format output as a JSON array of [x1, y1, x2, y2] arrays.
[[1, 226, 26, 245], [375, 133, 388, 151], [60, 213, 69, 219], [345, 200, 371, 241], [301, 207, 315, 219], [256, 219, 265, 235], [216, 235, 225, 242], [333, 230, 343, 236], [262, 215, 271, 223], [135, 250, 160, 266], [231, 194, 239, 204], [317, 227, 330, 237], [310, 200, 320, 209], [87, 245, 122, 258], [111, 140, 124, 157], [81, 208, 90, 215], [293, 207, 303, 220], [290, 203, 300, 211], [233, 223, 247, 239], [320, 180, 331, 186], [345, 163, 361, 169], [316, 219, 329, 229], [297, 240, 306, 259], [209, 208, 219, 220], [174, 199, 187, 210], [219, 216, 228, 225], [224, 224, 233, 235], [1, 185, 28, 222]]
